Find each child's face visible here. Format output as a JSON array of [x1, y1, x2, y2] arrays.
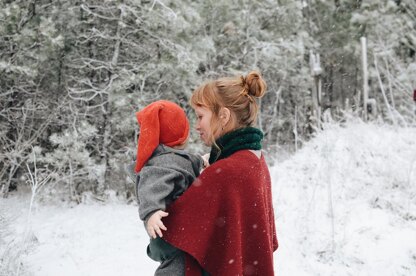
[[194, 106, 213, 146]]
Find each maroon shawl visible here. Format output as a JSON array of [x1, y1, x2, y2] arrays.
[[162, 150, 278, 275]]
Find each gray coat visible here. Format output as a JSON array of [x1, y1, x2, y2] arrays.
[[131, 144, 202, 221]]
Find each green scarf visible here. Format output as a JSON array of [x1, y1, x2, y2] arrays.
[[209, 127, 264, 164]]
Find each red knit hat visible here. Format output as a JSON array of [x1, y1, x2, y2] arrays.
[[135, 100, 190, 173]]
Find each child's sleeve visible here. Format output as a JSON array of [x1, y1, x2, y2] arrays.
[[137, 156, 185, 222]]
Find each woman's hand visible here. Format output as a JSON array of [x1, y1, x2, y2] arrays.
[[201, 153, 210, 168], [146, 210, 169, 239]]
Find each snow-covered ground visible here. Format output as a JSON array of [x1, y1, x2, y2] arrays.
[[1, 121, 416, 276], [1, 196, 158, 276], [272, 121, 416, 276]]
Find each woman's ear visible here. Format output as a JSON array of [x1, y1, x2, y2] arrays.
[[219, 107, 231, 127]]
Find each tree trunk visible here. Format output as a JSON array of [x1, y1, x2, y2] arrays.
[[97, 2, 123, 195]]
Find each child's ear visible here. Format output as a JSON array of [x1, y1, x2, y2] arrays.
[[219, 107, 231, 127]]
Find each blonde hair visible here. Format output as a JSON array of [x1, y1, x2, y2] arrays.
[[190, 71, 266, 143]]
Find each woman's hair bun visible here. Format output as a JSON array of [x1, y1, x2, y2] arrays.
[[245, 71, 266, 98]]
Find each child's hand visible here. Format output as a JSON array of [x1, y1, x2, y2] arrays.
[[146, 210, 169, 239], [201, 153, 210, 168]]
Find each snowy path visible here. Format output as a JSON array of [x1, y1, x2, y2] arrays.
[[4, 197, 158, 276]]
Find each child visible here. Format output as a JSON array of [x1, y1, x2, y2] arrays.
[[129, 100, 205, 275]]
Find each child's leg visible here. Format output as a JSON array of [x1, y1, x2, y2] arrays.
[[154, 251, 185, 276]]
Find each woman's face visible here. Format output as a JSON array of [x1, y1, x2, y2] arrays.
[[194, 106, 214, 146]]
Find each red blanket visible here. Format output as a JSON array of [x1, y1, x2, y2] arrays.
[[163, 150, 278, 275]]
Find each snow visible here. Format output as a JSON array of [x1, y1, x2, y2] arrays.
[[272, 121, 416, 276], [1, 197, 158, 276], [1, 121, 416, 276]]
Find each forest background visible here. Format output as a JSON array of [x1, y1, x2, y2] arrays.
[[1, 0, 415, 201]]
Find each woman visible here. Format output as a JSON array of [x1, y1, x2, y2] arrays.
[[150, 71, 278, 275]]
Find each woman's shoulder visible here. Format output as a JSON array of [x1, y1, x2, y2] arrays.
[[197, 150, 268, 194], [203, 150, 263, 176], [221, 149, 263, 164]]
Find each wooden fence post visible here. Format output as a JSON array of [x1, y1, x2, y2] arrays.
[[310, 50, 323, 129], [361, 37, 369, 121]]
